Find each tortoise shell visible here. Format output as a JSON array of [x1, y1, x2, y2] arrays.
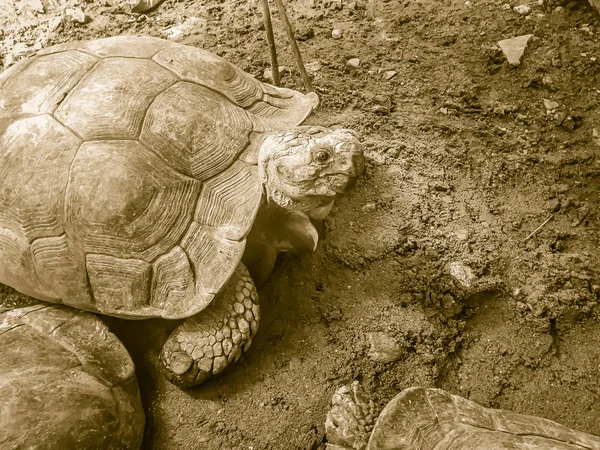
[[0, 36, 318, 319], [368, 387, 600, 449]]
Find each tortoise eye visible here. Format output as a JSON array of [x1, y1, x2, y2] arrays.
[[314, 150, 331, 163]]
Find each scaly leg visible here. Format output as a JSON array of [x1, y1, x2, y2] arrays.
[[160, 263, 260, 388]]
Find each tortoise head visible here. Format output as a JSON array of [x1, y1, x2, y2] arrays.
[[258, 126, 365, 217]]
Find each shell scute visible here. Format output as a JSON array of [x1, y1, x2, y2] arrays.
[[0, 115, 82, 300], [140, 82, 252, 179], [194, 161, 261, 242], [79, 35, 178, 59], [55, 58, 178, 140], [0, 51, 97, 117], [86, 253, 152, 313], [153, 44, 319, 131], [180, 222, 245, 296], [151, 245, 197, 318], [65, 140, 202, 263], [31, 234, 92, 308]]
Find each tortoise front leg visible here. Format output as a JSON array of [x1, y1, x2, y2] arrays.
[[160, 263, 260, 388]]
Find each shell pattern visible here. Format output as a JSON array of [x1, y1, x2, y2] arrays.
[[368, 387, 600, 450], [0, 36, 318, 319]]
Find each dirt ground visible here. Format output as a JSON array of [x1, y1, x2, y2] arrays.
[[2, 0, 600, 448]]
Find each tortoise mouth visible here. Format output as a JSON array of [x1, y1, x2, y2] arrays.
[[327, 173, 360, 194]]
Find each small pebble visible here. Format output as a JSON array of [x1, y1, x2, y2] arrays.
[[497, 34, 533, 65], [448, 261, 476, 288], [366, 332, 407, 363], [263, 65, 287, 81], [543, 99, 559, 110], [361, 202, 377, 212], [513, 4, 531, 15], [347, 58, 360, 68], [332, 28, 342, 39], [305, 61, 322, 74], [65, 8, 90, 24], [383, 70, 397, 80], [545, 198, 561, 212]]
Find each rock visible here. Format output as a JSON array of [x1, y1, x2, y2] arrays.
[[593, 128, 600, 146], [545, 198, 561, 212], [590, 0, 600, 13], [383, 70, 397, 80], [560, 115, 582, 132], [361, 202, 377, 212], [513, 4, 531, 15], [541, 74, 557, 91], [432, 182, 450, 192], [556, 184, 569, 194], [454, 229, 469, 241], [497, 34, 534, 65], [21, 0, 44, 14], [448, 261, 476, 288], [366, 332, 406, 363], [305, 61, 322, 74], [347, 58, 360, 68], [440, 293, 462, 319], [65, 8, 90, 24], [121, 0, 165, 12], [332, 28, 342, 39], [263, 66, 288, 81], [163, 17, 205, 41], [543, 99, 559, 111], [3, 53, 16, 68]]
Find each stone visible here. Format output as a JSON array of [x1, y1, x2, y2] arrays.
[[592, 128, 600, 146], [441, 293, 462, 318], [383, 70, 397, 80], [448, 261, 476, 288], [366, 332, 406, 363], [332, 28, 342, 39], [263, 66, 288, 81], [305, 61, 322, 74], [454, 229, 469, 241], [163, 17, 205, 41], [347, 58, 360, 68], [122, 0, 165, 12], [513, 4, 531, 15], [543, 99, 559, 110], [545, 198, 561, 213], [65, 8, 90, 24], [497, 34, 534, 65], [590, 0, 600, 13]]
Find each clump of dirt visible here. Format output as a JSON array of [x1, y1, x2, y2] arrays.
[[2, 0, 600, 449]]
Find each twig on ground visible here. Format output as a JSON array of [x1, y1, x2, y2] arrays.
[[524, 215, 553, 241], [273, 0, 314, 92], [260, 0, 280, 86]]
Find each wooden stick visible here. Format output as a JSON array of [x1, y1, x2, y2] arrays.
[[272, 0, 314, 93], [260, 0, 280, 86], [524, 215, 553, 241]]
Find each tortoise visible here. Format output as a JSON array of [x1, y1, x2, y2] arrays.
[[0, 35, 364, 448], [325, 382, 600, 450]]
